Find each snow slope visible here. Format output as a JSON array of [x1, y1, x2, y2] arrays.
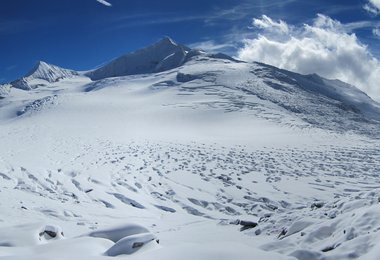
[[0, 38, 380, 259]]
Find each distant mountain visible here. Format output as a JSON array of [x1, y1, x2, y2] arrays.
[[9, 38, 235, 89], [11, 61, 78, 90]]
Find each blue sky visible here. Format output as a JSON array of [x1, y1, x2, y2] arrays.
[[1, 0, 380, 85]]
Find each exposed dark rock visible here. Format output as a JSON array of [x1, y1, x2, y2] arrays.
[[232, 219, 258, 231], [311, 201, 325, 209]]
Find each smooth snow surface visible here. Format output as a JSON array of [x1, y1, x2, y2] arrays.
[[1, 38, 380, 259]]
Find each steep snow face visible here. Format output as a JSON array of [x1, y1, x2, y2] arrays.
[[86, 37, 190, 80], [273, 67, 380, 121], [234, 62, 380, 133], [11, 61, 79, 90]]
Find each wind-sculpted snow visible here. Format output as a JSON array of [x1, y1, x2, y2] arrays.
[[0, 134, 380, 258], [0, 222, 158, 259]]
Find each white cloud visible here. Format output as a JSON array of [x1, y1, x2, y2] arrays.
[[237, 14, 380, 102], [364, 0, 380, 15], [188, 40, 236, 53], [252, 15, 289, 34], [370, 0, 380, 7], [343, 21, 376, 32], [96, 0, 112, 7]]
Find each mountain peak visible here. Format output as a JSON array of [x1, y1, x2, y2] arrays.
[[156, 36, 177, 46], [26, 61, 55, 77], [134, 36, 183, 56], [11, 61, 79, 90], [86, 37, 238, 80], [37, 60, 49, 66], [25, 61, 78, 82]]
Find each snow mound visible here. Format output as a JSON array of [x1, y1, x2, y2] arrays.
[[104, 232, 158, 256], [11, 61, 78, 90], [0, 223, 158, 259], [0, 223, 64, 247], [86, 223, 150, 243]]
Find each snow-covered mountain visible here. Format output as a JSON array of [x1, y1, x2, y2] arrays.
[[4, 37, 380, 136], [86, 37, 237, 80], [1, 38, 380, 260], [10, 61, 78, 90], [86, 37, 189, 80]]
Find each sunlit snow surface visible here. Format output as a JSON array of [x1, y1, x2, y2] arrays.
[[0, 53, 380, 259]]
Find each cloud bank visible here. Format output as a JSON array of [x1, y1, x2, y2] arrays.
[[237, 14, 380, 101], [96, 0, 112, 7]]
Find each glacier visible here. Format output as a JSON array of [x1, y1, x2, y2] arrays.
[[0, 37, 380, 259]]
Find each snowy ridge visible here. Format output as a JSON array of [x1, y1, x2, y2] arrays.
[[86, 37, 189, 80], [11, 61, 78, 90]]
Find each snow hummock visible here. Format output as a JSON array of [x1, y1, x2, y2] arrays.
[[86, 223, 150, 242]]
